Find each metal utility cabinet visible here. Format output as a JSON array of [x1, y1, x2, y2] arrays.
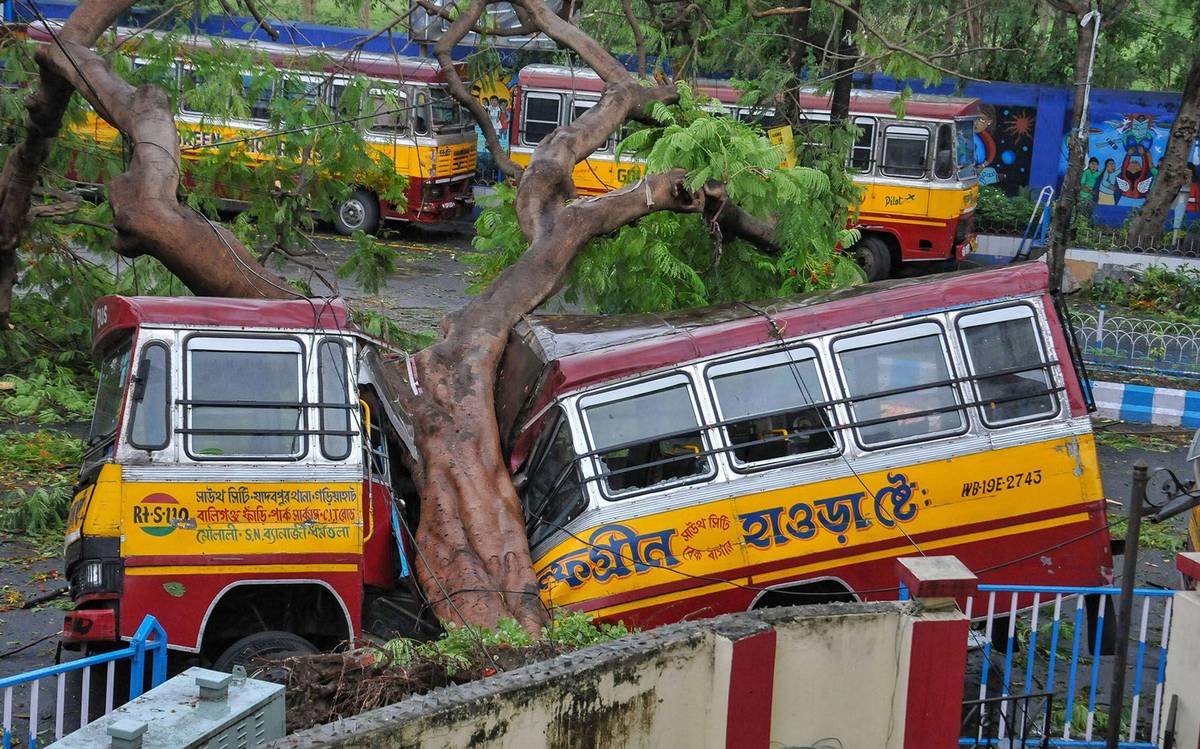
[[50, 667, 285, 748]]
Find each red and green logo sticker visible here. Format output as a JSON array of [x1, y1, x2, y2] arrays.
[[132, 493, 190, 537]]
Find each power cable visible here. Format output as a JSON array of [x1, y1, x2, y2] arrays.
[[741, 302, 928, 558]]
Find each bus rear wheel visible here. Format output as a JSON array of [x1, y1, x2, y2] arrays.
[[211, 630, 318, 681], [334, 189, 381, 236], [853, 235, 892, 282]]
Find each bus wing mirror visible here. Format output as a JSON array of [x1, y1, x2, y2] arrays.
[[131, 355, 150, 403]]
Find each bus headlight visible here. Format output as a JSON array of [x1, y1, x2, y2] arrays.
[[82, 561, 104, 589], [69, 558, 123, 597]]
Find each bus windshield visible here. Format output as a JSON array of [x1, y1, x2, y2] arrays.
[[955, 119, 977, 180], [89, 341, 132, 445], [429, 88, 467, 132]]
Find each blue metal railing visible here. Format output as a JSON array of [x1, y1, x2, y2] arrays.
[[948, 585, 1174, 749], [0, 616, 168, 749]]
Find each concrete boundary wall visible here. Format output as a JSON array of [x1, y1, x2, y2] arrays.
[[271, 563, 975, 749]]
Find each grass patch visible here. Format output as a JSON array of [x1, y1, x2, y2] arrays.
[[1109, 516, 1187, 553], [1082, 266, 1200, 324], [1093, 428, 1190, 453]]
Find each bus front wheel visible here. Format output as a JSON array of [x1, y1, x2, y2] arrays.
[[334, 189, 381, 236], [211, 630, 318, 681], [853, 236, 892, 282]]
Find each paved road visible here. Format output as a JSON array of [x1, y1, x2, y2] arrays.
[[291, 225, 476, 333]]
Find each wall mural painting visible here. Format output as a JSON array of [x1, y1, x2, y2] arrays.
[[974, 104, 1036, 195], [1063, 111, 1200, 220], [470, 71, 514, 183]]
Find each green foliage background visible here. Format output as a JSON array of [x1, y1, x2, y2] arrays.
[[0, 30, 408, 400], [469, 82, 864, 314]]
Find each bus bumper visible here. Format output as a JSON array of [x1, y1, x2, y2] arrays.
[[62, 608, 118, 646], [388, 177, 475, 224]]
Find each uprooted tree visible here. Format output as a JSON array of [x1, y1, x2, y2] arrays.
[[0, 0, 873, 631]]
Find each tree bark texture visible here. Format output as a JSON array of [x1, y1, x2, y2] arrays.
[[0, 0, 133, 327], [1128, 57, 1200, 245], [0, 0, 292, 328], [1044, 0, 1130, 290], [829, 0, 860, 126], [1044, 6, 1096, 292]]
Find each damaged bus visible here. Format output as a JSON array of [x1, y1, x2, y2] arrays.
[[61, 263, 1112, 669]]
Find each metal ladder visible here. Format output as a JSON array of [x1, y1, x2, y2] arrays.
[[1012, 185, 1054, 263]]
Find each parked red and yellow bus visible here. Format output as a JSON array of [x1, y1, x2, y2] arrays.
[[510, 64, 979, 281], [25, 22, 476, 234], [61, 264, 1110, 669]]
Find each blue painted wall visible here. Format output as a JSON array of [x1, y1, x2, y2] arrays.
[[863, 73, 1197, 229]]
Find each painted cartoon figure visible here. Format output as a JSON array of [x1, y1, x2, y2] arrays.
[[1113, 113, 1158, 202], [1097, 158, 1117, 205], [1080, 157, 1101, 202], [1116, 143, 1154, 201]]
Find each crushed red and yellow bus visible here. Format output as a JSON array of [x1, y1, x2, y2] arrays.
[[62, 263, 1110, 671]]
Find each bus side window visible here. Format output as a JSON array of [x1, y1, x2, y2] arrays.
[[242, 74, 274, 121], [318, 340, 353, 460], [958, 307, 1059, 427], [934, 123, 955, 180], [579, 375, 713, 498], [414, 91, 429, 136], [180, 67, 206, 115], [706, 347, 838, 469], [522, 92, 562, 146], [881, 125, 929, 179], [849, 117, 875, 172], [280, 76, 322, 107], [128, 342, 170, 451], [834, 323, 965, 448], [367, 90, 408, 133], [523, 409, 587, 548], [571, 97, 609, 152]]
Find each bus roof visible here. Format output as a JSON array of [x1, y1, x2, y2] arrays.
[[515, 64, 979, 119], [511, 263, 1049, 398], [26, 22, 453, 83], [91, 295, 351, 353]]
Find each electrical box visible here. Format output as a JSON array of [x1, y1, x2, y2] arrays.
[[50, 667, 285, 749]]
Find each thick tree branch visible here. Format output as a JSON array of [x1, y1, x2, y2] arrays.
[[38, 38, 291, 298], [0, 0, 137, 327], [620, 0, 648, 76], [699, 181, 782, 254], [422, 0, 524, 181]]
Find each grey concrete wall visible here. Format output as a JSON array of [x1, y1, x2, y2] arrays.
[[1161, 592, 1200, 748], [269, 602, 917, 749]]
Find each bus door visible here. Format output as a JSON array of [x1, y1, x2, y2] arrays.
[[869, 122, 932, 218], [368, 84, 411, 175]]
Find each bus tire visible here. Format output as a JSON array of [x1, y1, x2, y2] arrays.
[[334, 189, 381, 236], [854, 236, 892, 282], [211, 630, 318, 681]]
